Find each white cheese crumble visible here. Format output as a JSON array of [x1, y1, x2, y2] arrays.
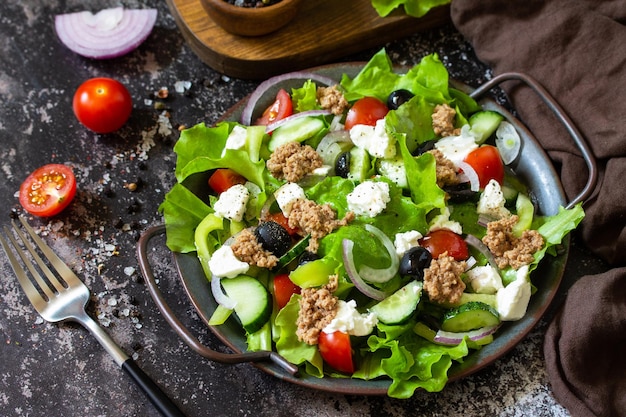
[[394, 230, 423, 257], [349, 118, 396, 159], [346, 180, 390, 218], [224, 125, 248, 152], [274, 182, 306, 216], [213, 184, 250, 222], [495, 265, 531, 321], [477, 179, 511, 219], [208, 245, 249, 278], [433, 124, 478, 167], [466, 265, 503, 294], [323, 300, 378, 336], [428, 206, 463, 235]]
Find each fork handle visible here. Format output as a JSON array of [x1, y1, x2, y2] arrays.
[[121, 359, 186, 417]]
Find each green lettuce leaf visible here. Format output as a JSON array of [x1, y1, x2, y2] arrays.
[[371, 0, 451, 18]]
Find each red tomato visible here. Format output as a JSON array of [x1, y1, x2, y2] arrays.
[[344, 96, 389, 130], [208, 169, 246, 194], [73, 78, 133, 134], [318, 331, 354, 374], [255, 89, 293, 126], [463, 145, 505, 189], [19, 164, 77, 217], [273, 273, 300, 309], [419, 229, 469, 261], [266, 212, 299, 235]]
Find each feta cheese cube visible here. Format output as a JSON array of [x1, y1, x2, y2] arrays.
[[346, 180, 390, 218], [477, 179, 511, 219], [349, 118, 396, 159], [274, 182, 306, 216], [428, 206, 463, 235], [495, 265, 531, 321], [394, 230, 423, 257], [323, 300, 378, 336], [208, 245, 249, 278], [433, 125, 478, 167], [467, 265, 503, 294], [224, 125, 248, 151], [213, 184, 250, 222]]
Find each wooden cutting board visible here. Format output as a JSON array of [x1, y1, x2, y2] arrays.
[[166, 0, 451, 80]]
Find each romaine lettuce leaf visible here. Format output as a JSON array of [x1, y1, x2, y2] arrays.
[[371, 0, 451, 18]]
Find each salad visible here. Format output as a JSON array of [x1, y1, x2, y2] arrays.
[[159, 50, 584, 398]]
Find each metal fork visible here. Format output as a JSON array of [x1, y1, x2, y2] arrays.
[[0, 217, 186, 417]]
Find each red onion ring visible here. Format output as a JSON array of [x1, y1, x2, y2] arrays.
[[241, 72, 337, 126], [358, 224, 399, 284], [265, 110, 332, 134], [464, 234, 501, 274], [211, 274, 237, 310], [342, 239, 388, 301], [433, 324, 500, 345], [55, 7, 157, 59], [457, 161, 480, 192]]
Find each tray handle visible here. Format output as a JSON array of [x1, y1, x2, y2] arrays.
[[136, 224, 299, 376], [469, 72, 597, 208]]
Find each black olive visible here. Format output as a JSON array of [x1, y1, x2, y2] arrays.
[[399, 246, 432, 280], [254, 221, 292, 257], [335, 151, 351, 178], [413, 139, 437, 156], [298, 251, 319, 266], [387, 89, 415, 110], [443, 183, 480, 203]]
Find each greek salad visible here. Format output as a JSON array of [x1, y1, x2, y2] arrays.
[[159, 50, 584, 398]]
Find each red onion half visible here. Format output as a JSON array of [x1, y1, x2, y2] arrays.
[[55, 7, 157, 59], [433, 325, 499, 346], [342, 239, 389, 301]]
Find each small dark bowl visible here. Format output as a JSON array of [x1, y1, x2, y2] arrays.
[[200, 0, 303, 37]]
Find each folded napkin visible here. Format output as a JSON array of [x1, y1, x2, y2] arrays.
[[450, 1, 626, 416]]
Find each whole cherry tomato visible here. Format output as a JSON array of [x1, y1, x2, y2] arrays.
[[19, 164, 77, 217], [344, 96, 389, 130], [419, 229, 469, 261], [318, 331, 354, 374], [273, 273, 300, 309], [73, 77, 132, 133], [255, 89, 293, 126], [463, 145, 505, 189]]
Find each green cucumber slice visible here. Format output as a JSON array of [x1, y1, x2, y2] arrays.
[[348, 146, 371, 182], [441, 301, 500, 332], [369, 281, 423, 324], [220, 275, 271, 333], [469, 110, 504, 144], [268, 116, 326, 152]]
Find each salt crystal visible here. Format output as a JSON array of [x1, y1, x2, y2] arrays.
[[124, 266, 136, 276]]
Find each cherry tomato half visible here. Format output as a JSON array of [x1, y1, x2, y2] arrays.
[[318, 331, 355, 374], [419, 229, 469, 261], [19, 164, 77, 217], [273, 273, 300, 309], [463, 145, 505, 189], [208, 168, 246, 194], [255, 89, 293, 126], [73, 78, 133, 134], [344, 96, 389, 130]]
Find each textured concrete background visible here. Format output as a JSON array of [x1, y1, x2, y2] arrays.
[[0, 1, 608, 416]]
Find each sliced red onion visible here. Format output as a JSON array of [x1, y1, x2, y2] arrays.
[[358, 224, 399, 284], [342, 239, 388, 301], [457, 161, 480, 192], [433, 324, 499, 345], [465, 234, 501, 274], [55, 7, 157, 59], [241, 72, 337, 126], [316, 130, 352, 167], [495, 121, 521, 165], [211, 275, 237, 310], [265, 110, 332, 133]]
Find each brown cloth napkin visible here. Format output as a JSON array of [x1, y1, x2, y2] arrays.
[[450, 1, 626, 416]]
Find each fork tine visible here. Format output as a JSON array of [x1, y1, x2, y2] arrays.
[[17, 216, 82, 288], [0, 227, 54, 303]]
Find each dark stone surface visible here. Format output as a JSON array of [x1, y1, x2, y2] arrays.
[[0, 1, 608, 416]]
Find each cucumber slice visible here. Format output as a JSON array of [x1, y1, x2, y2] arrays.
[[276, 235, 311, 269], [469, 111, 504, 144], [441, 301, 500, 332], [377, 154, 408, 188], [369, 281, 423, 325], [268, 116, 326, 152], [220, 275, 271, 333], [348, 146, 371, 182], [512, 193, 534, 236]]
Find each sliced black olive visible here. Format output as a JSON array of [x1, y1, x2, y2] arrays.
[[413, 139, 437, 156], [443, 183, 480, 203], [399, 246, 432, 280], [387, 89, 415, 110], [298, 250, 320, 266], [254, 221, 292, 257], [335, 151, 351, 178]]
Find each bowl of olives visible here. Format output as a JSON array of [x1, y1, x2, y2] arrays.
[[200, 0, 303, 37]]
